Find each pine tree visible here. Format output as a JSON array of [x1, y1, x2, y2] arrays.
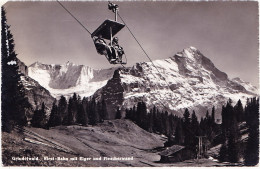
[[100, 99, 108, 120], [115, 107, 121, 119], [175, 119, 184, 145], [168, 114, 176, 137], [31, 103, 47, 128], [220, 98, 241, 163], [164, 111, 170, 136], [234, 99, 243, 122], [190, 110, 200, 148], [183, 108, 190, 125], [221, 105, 227, 137], [77, 103, 87, 125], [81, 97, 89, 125], [219, 143, 228, 162], [125, 108, 131, 120], [222, 99, 234, 137], [205, 110, 210, 123], [191, 110, 199, 134], [136, 102, 142, 126], [88, 98, 98, 125], [148, 111, 154, 133], [244, 97, 259, 166], [96, 101, 103, 122], [227, 122, 240, 163], [58, 95, 68, 125], [183, 108, 192, 146], [67, 93, 78, 125], [211, 106, 215, 124], [47, 100, 61, 127], [152, 106, 157, 132], [159, 111, 166, 134], [2, 7, 29, 131]]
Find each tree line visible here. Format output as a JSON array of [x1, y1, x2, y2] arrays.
[[219, 98, 259, 165], [125, 98, 258, 166], [125, 101, 218, 153], [31, 93, 109, 128]]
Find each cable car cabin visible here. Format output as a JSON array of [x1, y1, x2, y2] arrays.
[[92, 19, 126, 65]]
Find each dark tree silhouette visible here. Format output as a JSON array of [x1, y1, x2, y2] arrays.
[[100, 99, 108, 120], [219, 98, 241, 163], [183, 108, 192, 146], [2, 7, 29, 132], [48, 100, 61, 127], [67, 93, 78, 125], [191, 110, 199, 135], [234, 99, 244, 122], [58, 95, 68, 125], [77, 102, 88, 126], [244, 97, 259, 166], [175, 119, 184, 145], [211, 106, 215, 124], [219, 143, 228, 162], [115, 107, 121, 119], [88, 98, 98, 125], [31, 103, 47, 128]]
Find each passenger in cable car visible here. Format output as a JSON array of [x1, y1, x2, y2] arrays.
[[93, 35, 116, 62], [93, 35, 109, 55], [110, 37, 125, 62]]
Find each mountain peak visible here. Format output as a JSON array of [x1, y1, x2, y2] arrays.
[[29, 61, 43, 67], [173, 46, 199, 60], [182, 46, 201, 59], [183, 46, 199, 53], [189, 46, 198, 50], [66, 61, 75, 66]]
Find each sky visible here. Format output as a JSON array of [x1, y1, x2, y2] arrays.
[[3, 1, 259, 86]]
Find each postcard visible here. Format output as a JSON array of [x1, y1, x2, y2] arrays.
[[1, 0, 259, 167]]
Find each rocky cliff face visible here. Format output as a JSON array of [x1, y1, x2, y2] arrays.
[[16, 58, 55, 121], [21, 75, 55, 119], [94, 70, 124, 119], [28, 62, 117, 99], [17, 59, 28, 76], [93, 47, 258, 120]]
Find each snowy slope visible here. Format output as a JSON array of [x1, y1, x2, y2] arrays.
[[93, 47, 258, 119], [28, 62, 117, 99], [231, 77, 258, 94]]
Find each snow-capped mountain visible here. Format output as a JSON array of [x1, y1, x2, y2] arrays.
[[27, 47, 258, 120], [93, 47, 258, 120], [28, 61, 117, 98]]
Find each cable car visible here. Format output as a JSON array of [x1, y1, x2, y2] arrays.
[[91, 2, 127, 65]]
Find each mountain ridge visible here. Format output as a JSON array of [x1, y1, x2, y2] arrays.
[[28, 61, 118, 98], [92, 46, 258, 119], [27, 47, 258, 120]]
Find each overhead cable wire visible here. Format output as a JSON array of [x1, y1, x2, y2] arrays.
[[118, 13, 172, 89], [56, 1, 196, 137], [57, 0, 92, 35], [118, 13, 199, 137]]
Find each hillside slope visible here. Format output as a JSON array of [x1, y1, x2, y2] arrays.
[[2, 120, 165, 167]]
